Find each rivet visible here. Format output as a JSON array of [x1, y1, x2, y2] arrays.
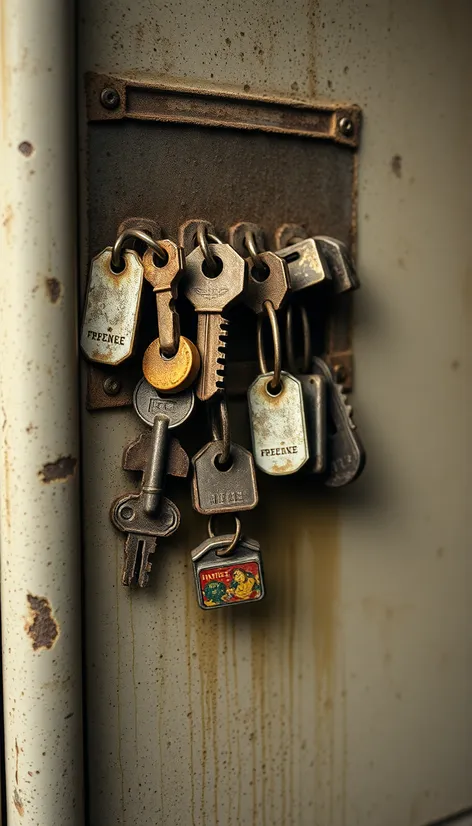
[[339, 117, 354, 137], [100, 87, 120, 110], [103, 376, 122, 396]]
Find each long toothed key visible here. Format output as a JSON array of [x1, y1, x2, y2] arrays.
[[183, 243, 246, 401]]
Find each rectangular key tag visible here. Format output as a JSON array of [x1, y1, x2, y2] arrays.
[[248, 371, 309, 474], [191, 535, 264, 609], [80, 247, 143, 365]]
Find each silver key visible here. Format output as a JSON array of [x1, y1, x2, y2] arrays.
[[184, 243, 246, 401], [247, 370, 309, 475], [276, 238, 331, 293], [111, 493, 180, 587], [315, 236, 360, 294]]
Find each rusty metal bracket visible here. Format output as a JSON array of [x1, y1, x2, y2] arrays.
[[83, 75, 361, 407]]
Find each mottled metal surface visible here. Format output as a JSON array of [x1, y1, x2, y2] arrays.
[[79, 1, 472, 825]]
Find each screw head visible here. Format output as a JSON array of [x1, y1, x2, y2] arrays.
[[103, 376, 122, 396], [338, 117, 354, 137], [100, 87, 120, 110], [119, 506, 134, 521]]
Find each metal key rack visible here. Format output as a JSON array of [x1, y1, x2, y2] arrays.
[[84, 73, 361, 410]]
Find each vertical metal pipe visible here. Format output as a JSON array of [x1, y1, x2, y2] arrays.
[[0, 1, 84, 823]]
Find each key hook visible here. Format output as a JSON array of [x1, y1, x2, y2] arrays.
[[244, 229, 266, 272], [208, 515, 242, 557], [286, 304, 312, 375], [257, 300, 282, 391], [111, 228, 168, 271], [209, 394, 231, 467], [195, 223, 223, 275]]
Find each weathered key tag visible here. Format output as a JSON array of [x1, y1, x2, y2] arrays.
[[81, 246, 143, 365], [248, 371, 309, 474], [191, 520, 264, 609]]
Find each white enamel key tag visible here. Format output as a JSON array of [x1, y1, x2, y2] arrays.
[[247, 301, 308, 475], [81, 246, 144, 365]]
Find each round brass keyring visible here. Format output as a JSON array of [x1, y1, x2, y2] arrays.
[[256, 300, 282, 391], [142, 336, 201, 394]]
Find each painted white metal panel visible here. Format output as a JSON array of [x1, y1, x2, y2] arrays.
[[79, 1, 472, 825], [0, 1, 84, 824]]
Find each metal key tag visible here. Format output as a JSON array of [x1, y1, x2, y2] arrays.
[[248, 370, 309, 474], [80, 247, 144, 365], [191, 534, 264, 609], [276, 238, 331, 293], [299, 373, 328, 474], [192, 441, 258, 514]]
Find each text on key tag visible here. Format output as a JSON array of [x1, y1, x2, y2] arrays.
[[192, 441, 258, 514], [80, 247, 143, 365], [191, 535, 264, 609], [247, 371, 309, 474]]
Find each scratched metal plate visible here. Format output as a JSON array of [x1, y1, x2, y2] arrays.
[[84, 76, 360, 408]]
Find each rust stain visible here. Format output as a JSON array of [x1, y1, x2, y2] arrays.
[[391, 154, 402, 178], [15, 738, 19, 785], [45, 277, 62, 304], [307, 0, 319, 98], [18, 140, 34, 157], [38, 455, 77, 483], [184, 554, 197, 826], [25, 593, 59, 651], [13, 788, 24, 817]]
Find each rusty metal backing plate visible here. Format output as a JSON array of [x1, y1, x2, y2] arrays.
[[84, 75, 361, 408]]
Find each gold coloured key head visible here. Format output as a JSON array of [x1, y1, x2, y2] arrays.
[[142, 335, 201, 394]]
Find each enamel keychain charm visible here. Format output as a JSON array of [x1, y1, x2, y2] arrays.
[[191, 517, 265, 610]]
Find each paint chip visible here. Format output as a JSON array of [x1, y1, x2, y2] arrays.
[[45, 277, 61, 303], [391, 154, 402, 177], [13, 788, 24, 816], [39, 455, 77, 483], [26, 594, 59, 651], [18, 141, 34, 157]]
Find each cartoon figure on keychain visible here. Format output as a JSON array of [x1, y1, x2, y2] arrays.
[[191, 516, 265, 609]]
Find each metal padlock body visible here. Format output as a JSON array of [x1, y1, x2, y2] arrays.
[[191, 535, 265, 609], [191, 440, 259, 514], [133, 377, 195, 428], [276, 238, 331, 293], [111, 492, 180, 536], [80, 247, 144, 365], [311, 357, 366, 486], [315, 236, 360, 294], [247, 371, 309, 475]]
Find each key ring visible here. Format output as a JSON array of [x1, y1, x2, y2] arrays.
[[244, 229, 266, 273], [111, 228, 168, 271], [196, 223, 223, 275], [209, 394, 231, 467], [257, 300, 282, 391], [208, 515, 242, 557], [286, 304, 312, 375]]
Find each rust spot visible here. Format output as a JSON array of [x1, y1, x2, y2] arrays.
[[13, 788, 24, 816], [25, 594, 59, 651], [2, 203, 13, 229], [391, 154, 402, 178], [15, 738, 19, 784], [18, 141, 34, 157], [451, 359, 460, 370], [38, 455, 77, 483], [45, 277, 61, 304]]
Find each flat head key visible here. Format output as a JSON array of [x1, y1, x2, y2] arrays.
[[244, 251, 290, 314], [184, 243, 246, 401], [111, 493, 180, 587]]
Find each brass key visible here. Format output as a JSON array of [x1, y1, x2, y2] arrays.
[[184, 240, 246, 401], [142, 239, 201, 394]]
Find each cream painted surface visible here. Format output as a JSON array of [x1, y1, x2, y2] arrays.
[[79, 2, 472, 825]]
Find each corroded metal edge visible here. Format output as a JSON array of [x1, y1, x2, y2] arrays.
[[85, 72, 362, 147]]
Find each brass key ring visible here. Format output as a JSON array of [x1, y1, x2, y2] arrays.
[[111, 228, 168, 271], [244, 229, 266, 273], [209, 394, 231, 467], [286, 304, 312, 375], [208, 515, 242, 557], [196, 223, 223, 275], [257, 300, 282, 391]]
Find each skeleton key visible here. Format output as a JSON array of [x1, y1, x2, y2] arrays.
[[184, 242, 246, 401], [133, 377, 194, 513], [80, 247, 143, 365], [111, 493, 180, 587], [191, 529, 264, 609], [315, 236, 360, 294], [311, 356, 366, 486]]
